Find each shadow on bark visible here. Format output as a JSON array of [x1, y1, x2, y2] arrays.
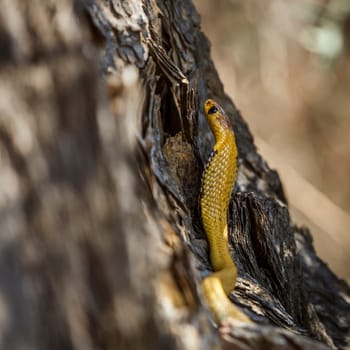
[[0, 1, 348, 349]]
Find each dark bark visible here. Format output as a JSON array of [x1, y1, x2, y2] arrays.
[[0, 1, 349, 350]]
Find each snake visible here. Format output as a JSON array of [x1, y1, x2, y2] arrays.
[[200, 99, 250, 323]]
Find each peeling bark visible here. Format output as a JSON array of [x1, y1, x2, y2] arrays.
[[0, 1, 349, 350]]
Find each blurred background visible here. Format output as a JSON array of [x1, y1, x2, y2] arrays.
[[194, 0, 350, 280]]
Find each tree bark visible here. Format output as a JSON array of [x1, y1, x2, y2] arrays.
[[0, 1, 349, 350]]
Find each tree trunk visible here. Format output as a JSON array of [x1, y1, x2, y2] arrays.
[[0, 0, 349, 349]]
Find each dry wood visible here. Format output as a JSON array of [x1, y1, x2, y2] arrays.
[[0, 1, 349, 349]]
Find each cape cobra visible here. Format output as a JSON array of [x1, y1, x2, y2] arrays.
[[200, 99, 250, 323]]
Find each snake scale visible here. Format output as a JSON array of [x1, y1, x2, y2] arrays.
[[200, 99, 250, 323]]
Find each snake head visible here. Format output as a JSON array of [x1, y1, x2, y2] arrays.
[[204, 99, 232, 140], [204, 99, 221, 116]]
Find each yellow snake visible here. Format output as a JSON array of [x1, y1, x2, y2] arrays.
[[200, 99, 250, 323]]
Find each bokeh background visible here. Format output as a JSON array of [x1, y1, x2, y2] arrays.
[[194, 0, 350, 280]]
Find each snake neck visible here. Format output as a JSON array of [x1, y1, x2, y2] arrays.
[[200, 131, 238, 271]]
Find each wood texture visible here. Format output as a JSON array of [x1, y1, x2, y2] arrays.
[[0, 0, 349, 349]]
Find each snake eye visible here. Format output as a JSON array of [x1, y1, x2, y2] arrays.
[[208, 106, 218, 115]]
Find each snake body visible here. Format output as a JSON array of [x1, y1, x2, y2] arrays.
[[200, 99, 249, 323]]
